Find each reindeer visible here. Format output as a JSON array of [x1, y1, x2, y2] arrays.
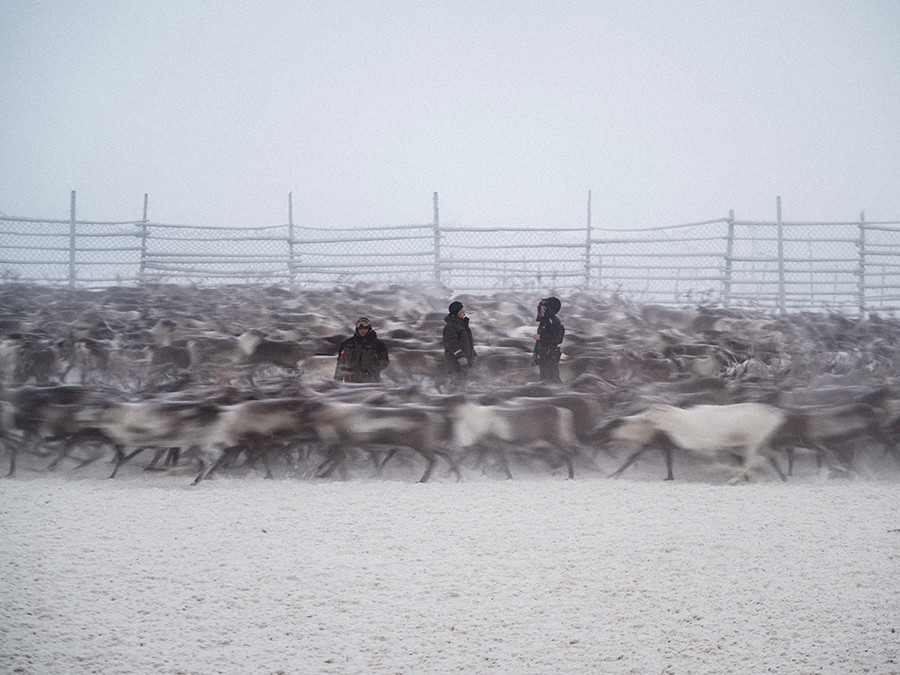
[[191, 396, 316, 484], [447, 397, 579, 479], [237, 329, 306, 368], [235, 329, 306, 385], [301, 399, 460, 483], [8, 335, 60, 384], [775, 402, 898, 476], [187, 335, 245, 369], [74, 399, 224, 479], [602, 402, 789, 483], [1, 397, 19, 476], [3, 385, 102, 476]]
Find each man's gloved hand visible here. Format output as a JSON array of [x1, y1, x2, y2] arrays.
[[531, 353, 540, 366], [458, 356, 469, 367]]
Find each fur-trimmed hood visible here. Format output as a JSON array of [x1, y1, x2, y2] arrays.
[[536, 296, 561, 320]]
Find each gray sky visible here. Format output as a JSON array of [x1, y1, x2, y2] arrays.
[[2, 1, 899, 229]]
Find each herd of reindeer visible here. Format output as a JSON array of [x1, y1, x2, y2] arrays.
[[2, 282, 900, 485]]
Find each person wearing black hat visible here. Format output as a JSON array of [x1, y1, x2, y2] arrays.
[[532, 296, 565, 383], [443, 301, 477, 384], [334, 317, 390, 383]]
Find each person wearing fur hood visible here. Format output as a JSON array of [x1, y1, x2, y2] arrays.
[[334, 317, 389, 383], [532, 296, 565, 383], [443, 301, 477, 384]]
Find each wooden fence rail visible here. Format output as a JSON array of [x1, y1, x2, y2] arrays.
[[1, 191, 899, 315]]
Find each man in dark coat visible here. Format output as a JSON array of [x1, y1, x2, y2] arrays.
[[334, 317, 389, 383], [443, 301, 477, 384], [532, 296, 565, 383]]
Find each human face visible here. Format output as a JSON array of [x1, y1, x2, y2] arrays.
[[457, 307, 466, 319]]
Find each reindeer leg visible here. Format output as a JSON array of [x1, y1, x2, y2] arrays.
[[110, 447, 142, 479], [6, 443, 16, 478], [192, 445, 228, 485], [609, 446, 647, 478], [433, 448, 462, 482], [144, 448, 167, 471], [415, 445, 461, 483], [498, 449, 513, 480], [378, 448, 399, 473], [885, 439, 900, 465], [46, 438, 71, 471], [315, 446, 345, 478], [562, 449, 575, 480], [72, 448, 103, 470], [417, 449, 436, 483], [767, 454, 788, 482], [447, 451, 462, 482], [663, 447, 674, 481], [3, 433, 29, 478], [817, 441, 852, 477], [167, 448, 181, 467], [241, 444, 274, 479], [205, 446, 241, 481], [191, 459, 208, 485], [261, 449, 274, 479], [365, 449, 384, 477], [108, 448, 124, 478]]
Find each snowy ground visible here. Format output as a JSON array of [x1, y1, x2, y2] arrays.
[[2, 467, 899, 674]]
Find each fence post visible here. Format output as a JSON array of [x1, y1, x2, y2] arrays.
[[433, 192, 441, 286], [584, 190, 592, 289], [723, 209, 734, 308], [288, 191, 296, 278], [776, 196, 786, 314], [857, 210, 866, 318], [139, 194, 149, 279], [69, 190, 76, 288]]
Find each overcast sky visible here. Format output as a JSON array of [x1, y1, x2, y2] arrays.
[[2, 1, 899, 230]]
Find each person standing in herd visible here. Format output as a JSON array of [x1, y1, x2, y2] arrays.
[[532, 296, 565, 383], [334, 317, 390, 383], [443, 301, 477, 385]]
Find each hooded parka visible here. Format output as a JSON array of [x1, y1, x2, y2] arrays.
[[334, 326, 389, 382], [443, 312, 477, 376], [533, 296, 565, 383]]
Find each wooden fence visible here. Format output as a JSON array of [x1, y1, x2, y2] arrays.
[[2, 191, 899, 315]]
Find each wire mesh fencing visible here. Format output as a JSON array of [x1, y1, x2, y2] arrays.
[[293, 223, 437, 286], [139, 223, 293, 283], [439, 226, 589, 291], [590, 219, 730, 306], [2, 202, 899, 315], [0, 217, 143, 285], [729, 220, 862, 313], [860, 224, 900, 310]]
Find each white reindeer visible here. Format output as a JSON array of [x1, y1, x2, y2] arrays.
[[604, 402, 788, 483]]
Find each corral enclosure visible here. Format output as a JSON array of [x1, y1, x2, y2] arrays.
[[2, 282, 900, 674]]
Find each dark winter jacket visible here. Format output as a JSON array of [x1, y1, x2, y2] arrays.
[[533, 297, 565, 358], [334, 329, 389, 382], [443, 314, 477, 374]]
